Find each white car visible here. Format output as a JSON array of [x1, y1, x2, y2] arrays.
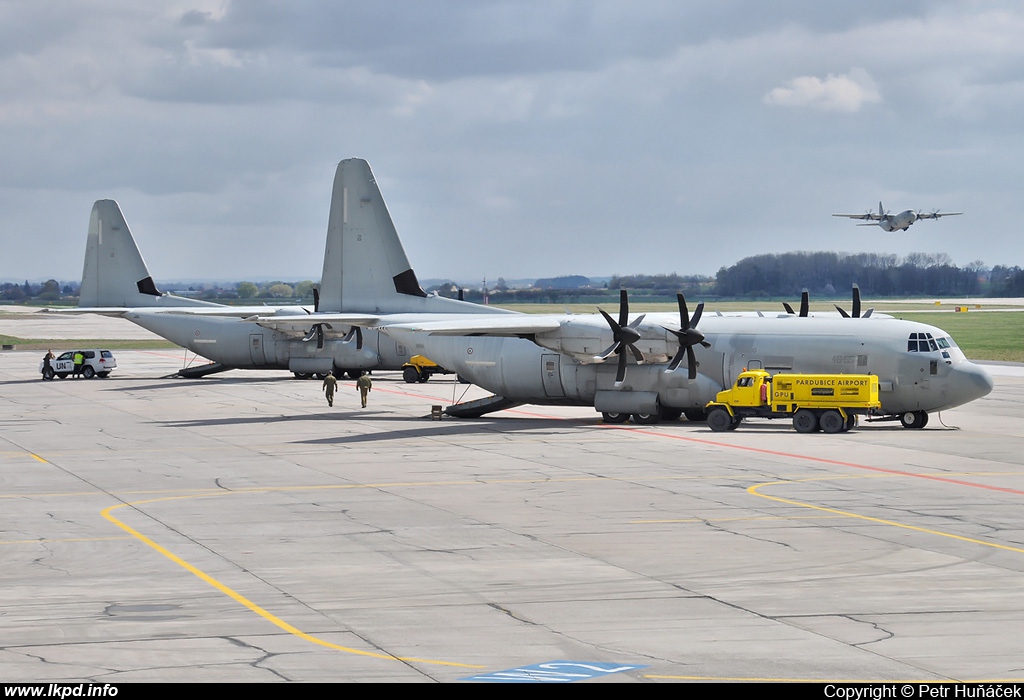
[[40, 349, 117, 380]]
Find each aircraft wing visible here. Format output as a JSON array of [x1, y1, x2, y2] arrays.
[[380, 315, 564, 337], [37, 307, 132, 317], [916, 211, 963, 220], [246, 313, 382, 335], [832, 212, 881, 220]]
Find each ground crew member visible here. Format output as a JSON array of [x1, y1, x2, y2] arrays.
[[41, 349, 54, 379], [72, 351, 84, 378], [356, 372, 372, 408], [322, 371, 338, 407]]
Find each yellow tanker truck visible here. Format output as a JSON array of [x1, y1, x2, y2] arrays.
[[705, 369, 881, 433]]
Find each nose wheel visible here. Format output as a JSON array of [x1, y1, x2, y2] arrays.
[[899, 411, 929, 429]]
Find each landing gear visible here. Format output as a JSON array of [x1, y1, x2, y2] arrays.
[[293, 372, 312, 379], [683, 409, 708, 423], [659, 407, 684, 422], [632, 412, 661, 425], [899, 411, 929, 429], [602, 412, 630, 424]]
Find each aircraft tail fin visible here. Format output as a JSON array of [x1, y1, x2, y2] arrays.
[[79, 200, 213, 308], [879, 201, 885, 218], [318, 159, 508, 315]]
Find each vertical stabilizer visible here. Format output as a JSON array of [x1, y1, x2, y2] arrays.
[[78, 200, 213, 308], [318, 159, 507, 315]]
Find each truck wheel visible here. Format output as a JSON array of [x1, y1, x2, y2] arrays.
[[726, 416, 741, 430], [43, 367, 55, 380], [418, 373, 430, 383], [899, 411, 928, 429], [793, 409, 818, 433], [820, 410, 844, 434], [97, 372, 110, 378], [843, 414, 858, 432], [82, 366, 95, 379], [707, 408, 732, 432], [57, 372, 68, 379], [602, 412, 629, 424], [403, 367, 420, 383]]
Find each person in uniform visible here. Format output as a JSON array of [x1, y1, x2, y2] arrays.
[[72, 351, 84, 378], [41, 349, 54, 379], [355, 372, 372, 408], [322, 371, 338, 407]]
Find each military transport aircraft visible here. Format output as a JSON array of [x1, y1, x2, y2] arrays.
[[833, 202, 963, 232], [66, 159, 514, 378], [370, 291, 993, 428]]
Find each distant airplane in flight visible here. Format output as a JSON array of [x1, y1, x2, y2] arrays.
[[833, 202, 962, 232]]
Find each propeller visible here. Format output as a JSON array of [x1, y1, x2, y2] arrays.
[[301, 286, 335, 349], [834, 284, 874, 318], [782, 289, 810, 317], [663, 293, 710, 380], [341, 326, 363, 350], [595, 289, 646, 385]]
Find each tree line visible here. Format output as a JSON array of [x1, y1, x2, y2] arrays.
[[6, 252, 1023, 305]]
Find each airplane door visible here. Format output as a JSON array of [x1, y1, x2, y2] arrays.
[[541, 353, 565, 398], [249, 334, 267, 365]]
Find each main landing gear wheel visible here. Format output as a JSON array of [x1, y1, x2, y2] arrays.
[[293, 372, 312, 379], [602, 412, 630, 424], [632, 412, 661, 425], [659, 407, 684, 422], [683, 409, 708, 423], [793, 409, 819, 433], [819, 410, 845, 434], [899, 411, 929, 429], [707, 408, 732, 432]]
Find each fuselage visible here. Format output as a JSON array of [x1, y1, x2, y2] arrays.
[[384, 314, 993, 417], [881, 210, 917, 232]]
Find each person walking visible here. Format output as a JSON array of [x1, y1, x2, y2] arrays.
[[355, 372, 372, 408], [322, 371, 338, 407]]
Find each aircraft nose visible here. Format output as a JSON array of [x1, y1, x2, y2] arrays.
[[949, 361, 994, 405]]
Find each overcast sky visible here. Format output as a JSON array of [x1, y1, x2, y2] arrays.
[[2, 1, 1022, 284]]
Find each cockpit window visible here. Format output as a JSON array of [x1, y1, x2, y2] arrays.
[[907, 332, 942, 353], [936, 337, 951, 349]]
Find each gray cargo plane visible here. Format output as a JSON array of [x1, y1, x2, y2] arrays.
[[373, 296, 993, 428], [240, 173, 992, 429], [833, 202, 963, 232], [69, 159, 513, 378]]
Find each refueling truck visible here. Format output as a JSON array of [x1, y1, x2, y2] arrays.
[[705, 369, 881, 433]]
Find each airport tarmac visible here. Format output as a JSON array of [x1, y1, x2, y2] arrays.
[[2, 345, 1024, 682]]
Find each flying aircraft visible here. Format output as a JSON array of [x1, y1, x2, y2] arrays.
[[833, 202, 962, 232], [67, 159, 514, 378]]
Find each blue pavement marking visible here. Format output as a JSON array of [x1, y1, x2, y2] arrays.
[[462, 661, 646, 683]]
